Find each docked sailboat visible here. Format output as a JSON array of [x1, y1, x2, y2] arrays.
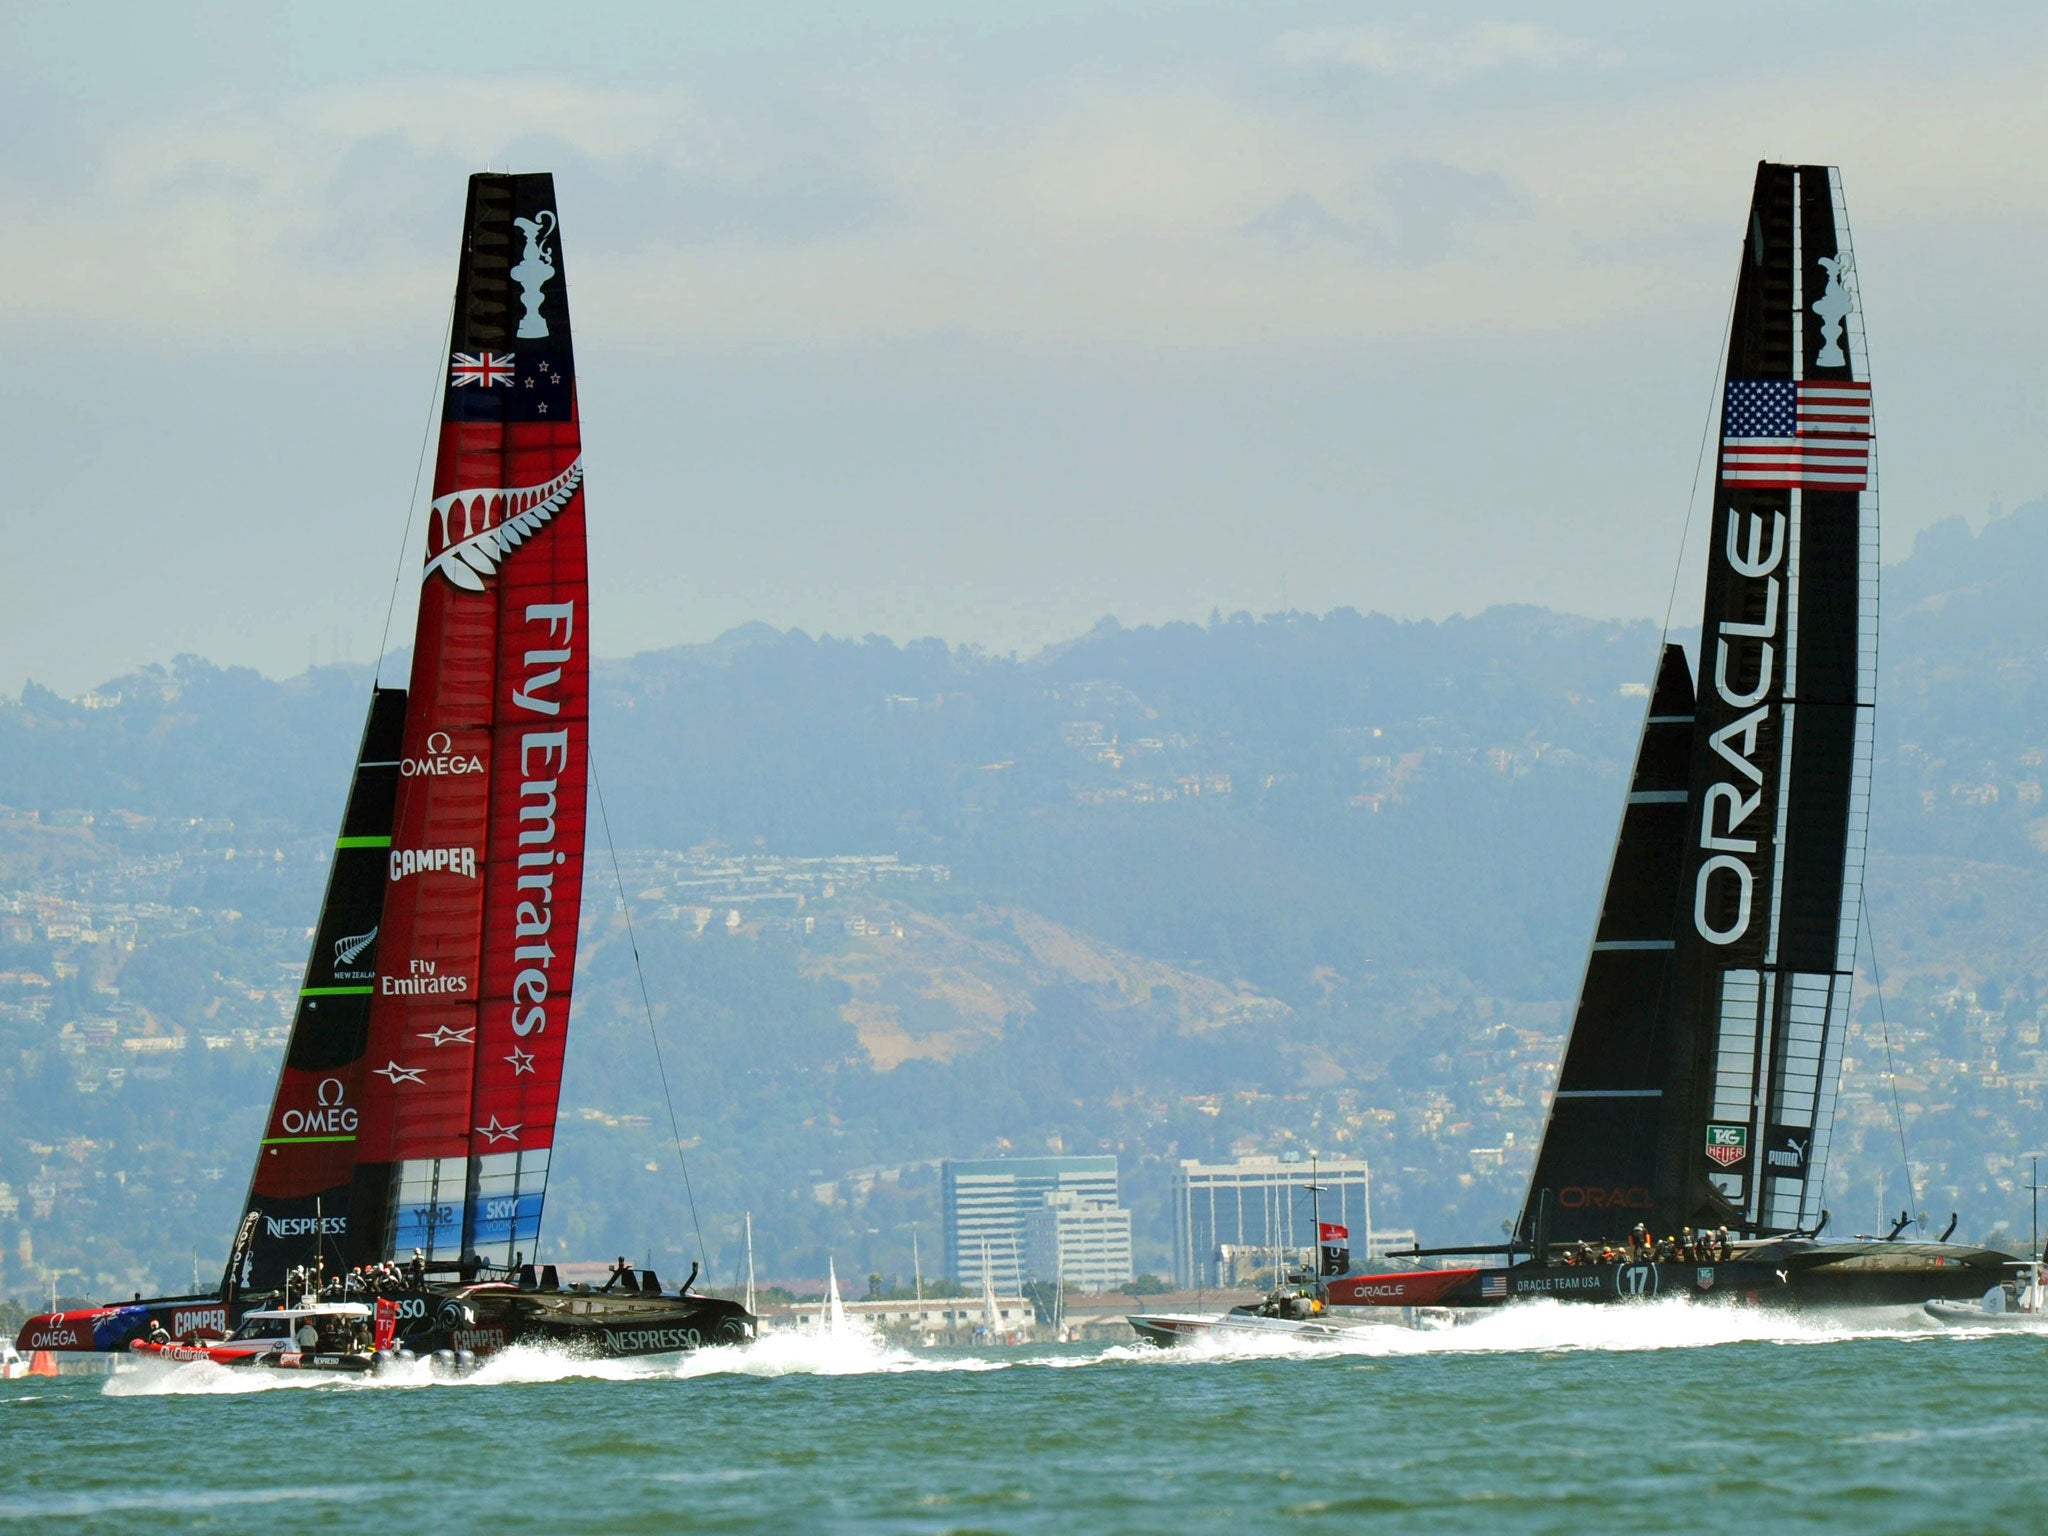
[[16, 173, 752, 1364], [1331, 162, 2010, 1314]]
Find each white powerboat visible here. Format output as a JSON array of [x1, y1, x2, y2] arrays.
[[1925, 1261, 2048, 1329]]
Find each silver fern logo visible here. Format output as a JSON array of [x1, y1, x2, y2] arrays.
[[333, 925, 378, 980], [426, 457, 583, 592]]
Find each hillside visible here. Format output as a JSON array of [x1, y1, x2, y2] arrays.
[[5, 498, 2048, 1294]]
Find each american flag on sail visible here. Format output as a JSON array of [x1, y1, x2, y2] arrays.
[[1721, 379, 1871, 489]]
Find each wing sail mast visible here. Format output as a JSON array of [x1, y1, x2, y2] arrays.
[[1666, 163, 1875, 1235], [1521, 163, 1875, 1243], [351, 172, 591, 1274]]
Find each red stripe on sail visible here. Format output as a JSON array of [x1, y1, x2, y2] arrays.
[[352, 513, 496, 1161], [471, 419, 588, 1154]]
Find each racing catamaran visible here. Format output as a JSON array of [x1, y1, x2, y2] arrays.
[[17, 173, 752, 1364], [1331, 162, 2011, 1313]]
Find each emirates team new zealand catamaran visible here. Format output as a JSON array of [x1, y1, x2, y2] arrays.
[[1327, 162, 2012, 1315], [17, 173, 752, 1366]]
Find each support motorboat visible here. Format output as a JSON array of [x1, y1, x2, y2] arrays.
[[1131, 1166, 1370, 1345], [127, 1302, 384, 1374], [1925, 1262, 2048, 1330], [1126, 1301, 1365, 1348]]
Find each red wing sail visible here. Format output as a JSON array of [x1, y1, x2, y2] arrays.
[[353, 173, 589, 1271]]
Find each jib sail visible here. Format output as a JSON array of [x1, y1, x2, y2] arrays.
[[1519, 646, 1694, 1244], [351, 172, 591, 1272], [231, 687, 406, 1291]]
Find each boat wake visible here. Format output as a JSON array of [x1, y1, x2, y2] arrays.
[[677, 1320, 1009, 1379], [1110, 1296, 1954, 1363], [97, 1295, 1968, 1396], [99, 1343, 688, 1396]]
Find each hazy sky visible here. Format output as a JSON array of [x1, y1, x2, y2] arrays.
[[5, 1, 2045, 693]]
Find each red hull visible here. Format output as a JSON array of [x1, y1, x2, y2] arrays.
[[1325, 1269, 1486, 1308]]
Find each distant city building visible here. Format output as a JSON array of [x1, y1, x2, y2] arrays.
[[1362, 1227, 1418, 1262], [1171, 1154, 1374, 1288], [942, 1155, 1121, 1289], [1025, 1189, 1134, 1293], [778, 1296, 1035, 1337]]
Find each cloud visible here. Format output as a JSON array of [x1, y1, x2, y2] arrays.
[[1269, 21, 1618, 84], [4, 34, 2048, 356], [1246, 162, 1529, 266]]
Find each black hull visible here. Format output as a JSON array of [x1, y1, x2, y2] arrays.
[[1757, 1239, 2012, 1307], [423, 1284, 755, 1358], [1492, 1259, 1787, 1306], [1327, 1240, 2014, 1313], [19, 1284, 755, 1361]]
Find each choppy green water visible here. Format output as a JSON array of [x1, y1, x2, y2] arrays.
[[4, 1300, 2044, 1534]]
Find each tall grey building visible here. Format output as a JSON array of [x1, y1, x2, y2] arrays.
[[942, 1155, 1122, 1289]]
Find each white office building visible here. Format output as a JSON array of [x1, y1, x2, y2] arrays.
[[1024, 1190, 1135, 1293], [1171, 1153, 1374, 1287], [943, 1155, 1123, 1289]]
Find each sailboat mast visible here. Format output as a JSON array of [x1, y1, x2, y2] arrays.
[[1305, 1159, 1326, 1296], [1363, 1159, 1374, 1268], [743, 1212, 756, 1318], [1665, 163, 1876, 1238], [980, 1237, 997, 1330], [353, 172, 592, 1277]]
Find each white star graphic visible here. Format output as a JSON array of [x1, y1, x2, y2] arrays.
[[375, 1061, 425, 1085], [536, 402, 548, 414], [474, 1116, 522, 1146], [505, 1046, 536, 1076], [418, 1026, 475, 1048]]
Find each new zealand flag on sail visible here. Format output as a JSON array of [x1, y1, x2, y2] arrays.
[[444, 350, 574, 423]]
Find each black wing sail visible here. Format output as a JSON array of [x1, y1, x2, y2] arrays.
[[1519, 645, 1695, 1244], [1663, 163, 1876, 1235], [226, 687, 406, 1292]]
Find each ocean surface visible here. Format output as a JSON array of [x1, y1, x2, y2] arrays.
[[4, 1300, 2044, 1534]]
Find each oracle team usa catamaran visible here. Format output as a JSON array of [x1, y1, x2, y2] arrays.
[[1325, 162, 2012, 1315], [17, 174, 752, 1365]]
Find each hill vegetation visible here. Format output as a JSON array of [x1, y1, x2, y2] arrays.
[[5, 499, 2048, 1295]]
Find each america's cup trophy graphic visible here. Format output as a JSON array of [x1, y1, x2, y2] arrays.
[[1813, 253, 1852, 368], [511, 210, 558, 339]]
